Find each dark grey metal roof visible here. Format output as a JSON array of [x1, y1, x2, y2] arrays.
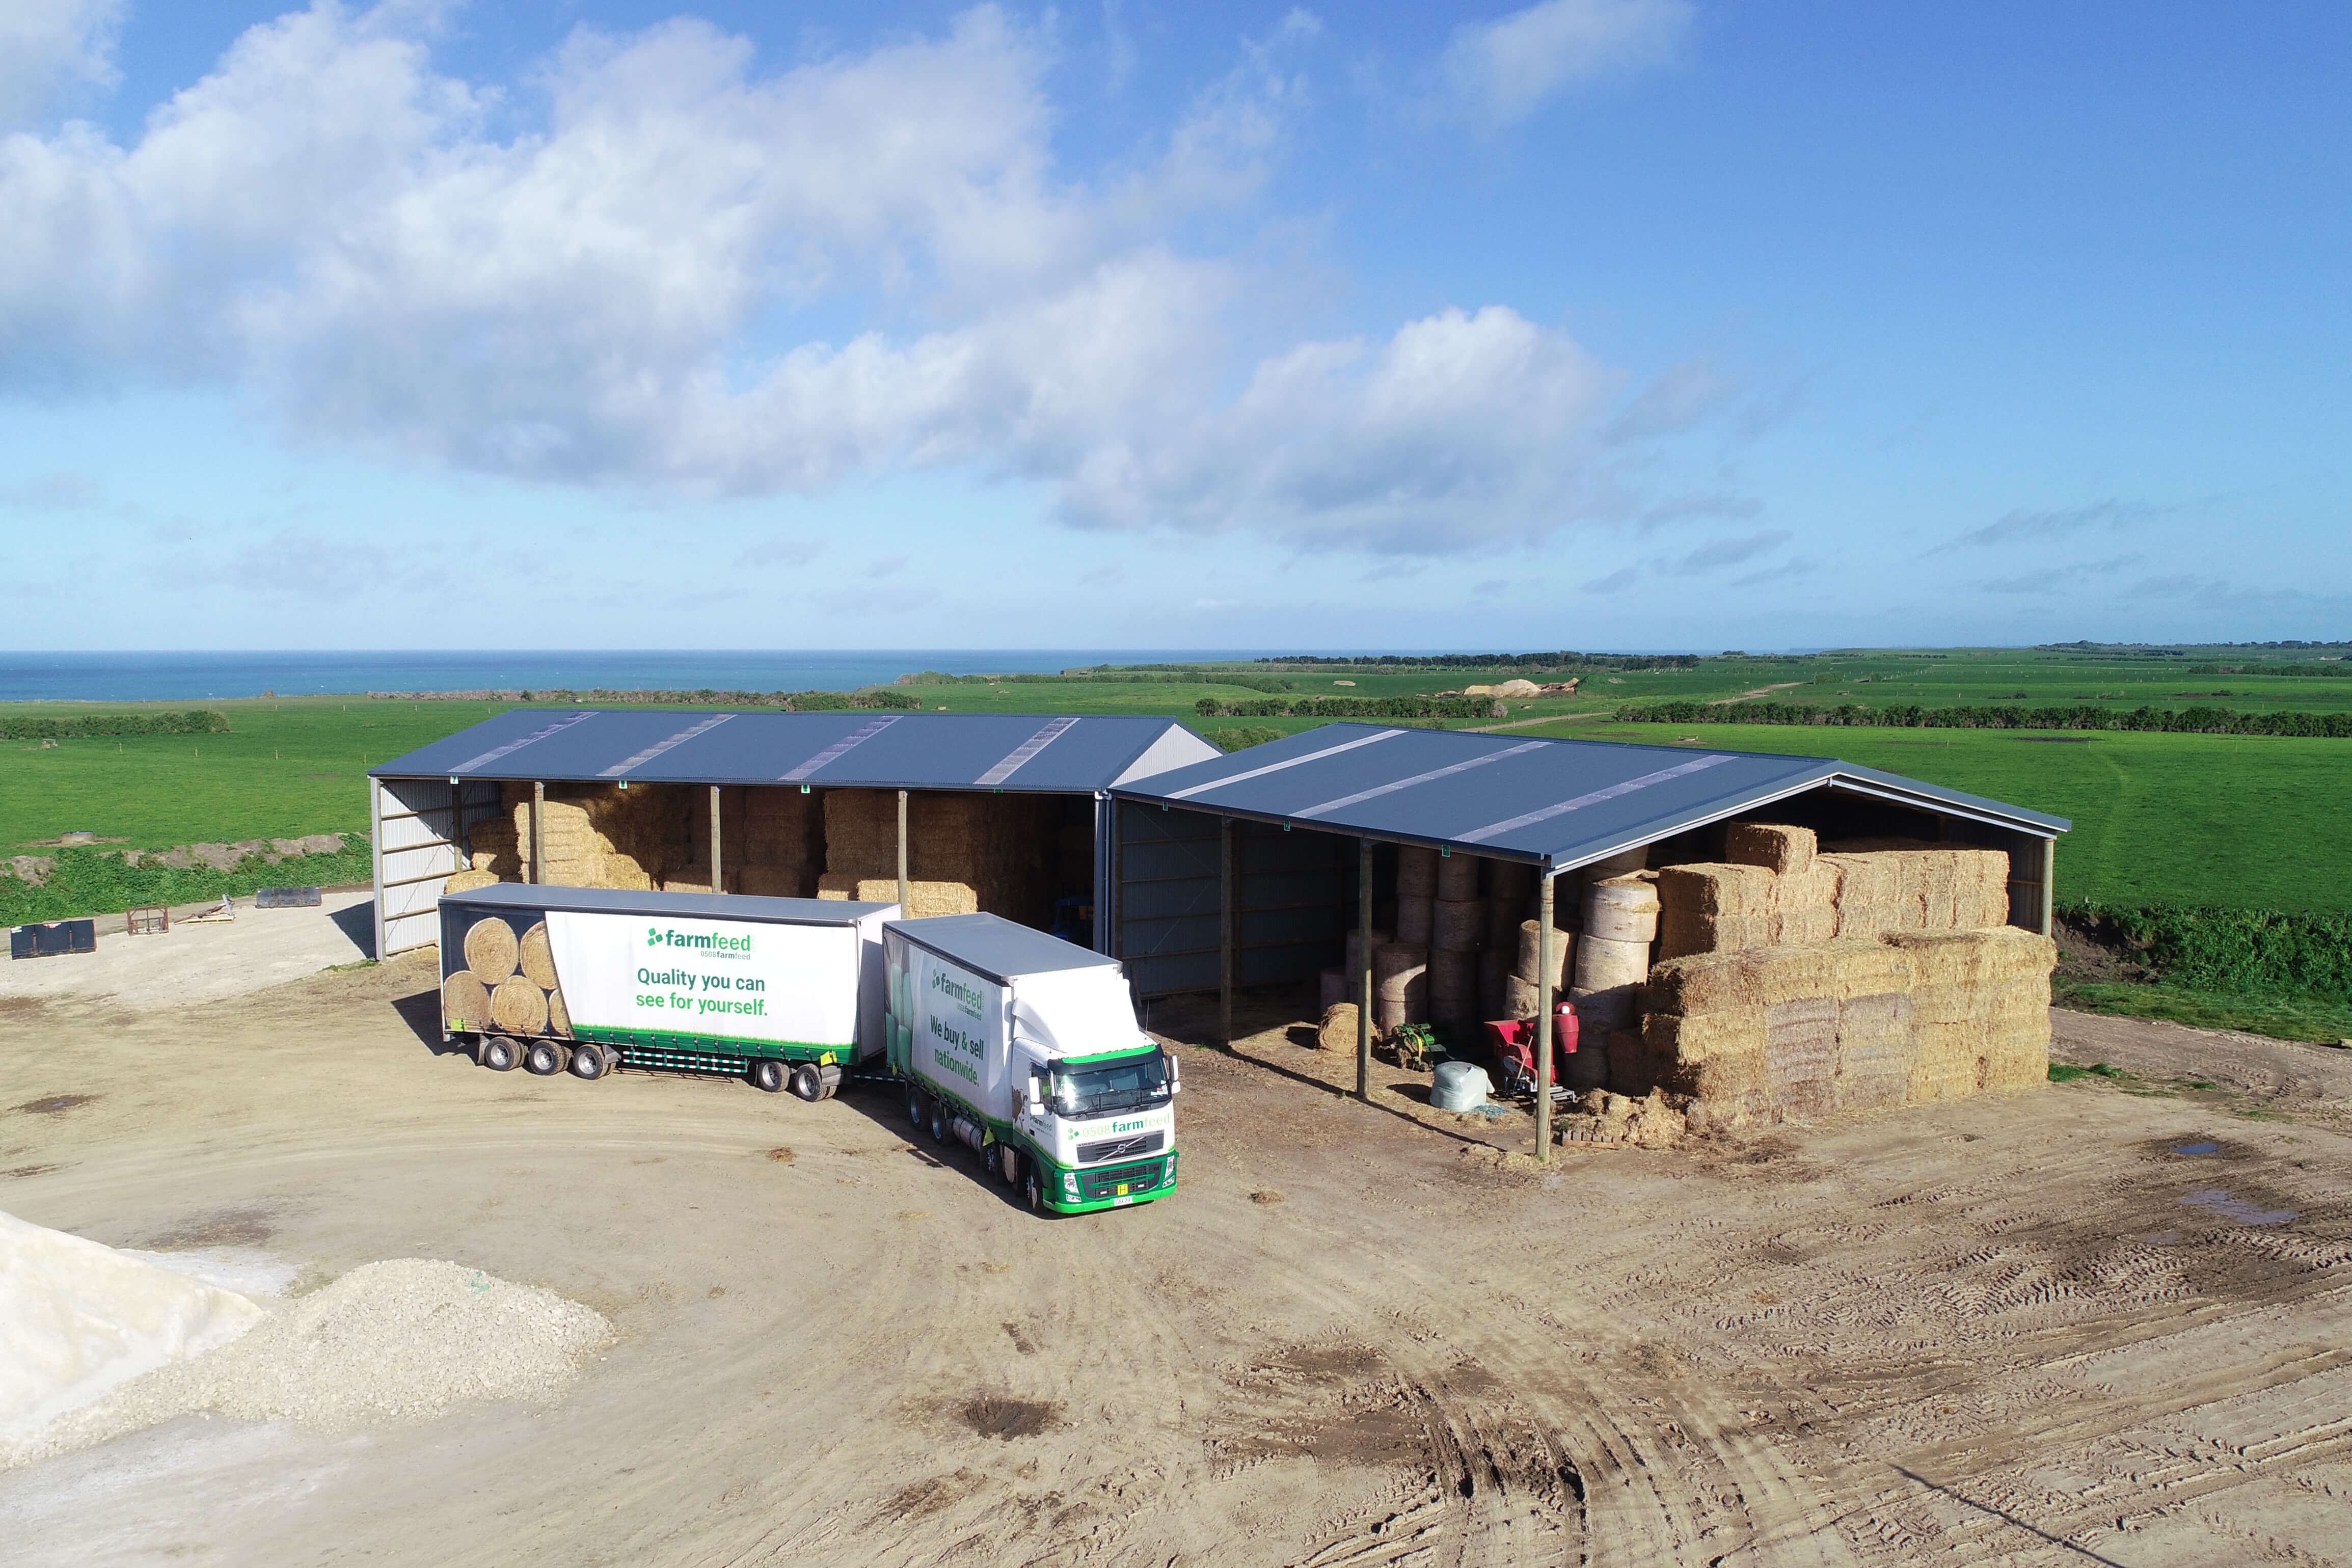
[[1112, 724, 2068, 869], [438, 882, 896, 926], [890, 912, 1121, 984], [369, 710, 1216, 793]]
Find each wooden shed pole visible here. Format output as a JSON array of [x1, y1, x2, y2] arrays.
[[710, 785, 723, 895], [897, 789, 910, 912], [1219, 818, 1236, 1046], [530, 781, 544, 885], [1357, 837, 1373, 1103], [1535, 869, 1556, 1164]]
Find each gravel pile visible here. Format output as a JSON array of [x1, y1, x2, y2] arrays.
[[7, 1259, 612, 1468]]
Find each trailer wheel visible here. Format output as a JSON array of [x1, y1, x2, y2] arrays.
[[906, 1085, 927, 1128], [480, 1035, 519, 1072], [750, 1059, 786, 1093], [524, 1039, 567, 1076], [928, 1100, 949, 1145], [788, 1063, 824, 1102], [569, 1044, 610, 1081]]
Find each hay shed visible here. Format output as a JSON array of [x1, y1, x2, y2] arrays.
[[365, 710, 1218, 959]]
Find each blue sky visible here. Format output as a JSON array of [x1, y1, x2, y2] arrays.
[[1, 1, 2343, 652]]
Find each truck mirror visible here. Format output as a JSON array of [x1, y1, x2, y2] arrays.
[[1168, 1056, 1182, 1094]]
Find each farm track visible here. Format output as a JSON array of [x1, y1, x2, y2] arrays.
[[2, 957, 2349, 1565]]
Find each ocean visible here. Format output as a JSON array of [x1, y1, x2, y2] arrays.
[[0, 651, 1277, 704]]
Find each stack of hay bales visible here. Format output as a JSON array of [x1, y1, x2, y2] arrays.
[[1727, 823, 1840, 946], [1482, 861, 1536, 1017], [1505, 916, 1572, 1019], [1658, 826, 2014, 955], [466, 810, 522, 880], [1372, 941, 1427, 1033], [1569, 869, 1656, 1089], [441, 915, 572, 1040], [1656, 863, 1775, 959], [815, 789, 1055, 921], [1427, 851, 1483, 1026], [508, 784, 677, 891], [1638, 926, 2054, 1127], [734, 787, 823, 899], [1822, 837, 2012, 937], [1394, 845, 1438, 945]]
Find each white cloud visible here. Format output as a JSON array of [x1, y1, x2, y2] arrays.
[[0, 2, 1692, 557], [0, 0, 124, 127], [1440, 0, 1691, 126]]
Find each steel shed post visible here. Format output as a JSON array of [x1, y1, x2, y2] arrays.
[[709, 785, 723, 895], [1219, 818, 1236, 1046], [897, 789, 910, 912], [1536, 868, 1555, 1163], [530, 781, 544, 885], [2039, 836, 2056, 937], [1357, 836, 1373, 1103], [368, 776, 387, 963]]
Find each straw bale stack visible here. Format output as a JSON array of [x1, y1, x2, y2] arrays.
[[1427, 948, 1477, 1024], [1343, 928, 1392, 978], [1395, 896, 1435, 945], [1317, 1003, 1359, 1052], [1375, 942, 1428, 1019], [1437, 853, 1481, 901], [1605, 1028, 1648, 1097], [823, 789, 1055, 927], [1396, 845, 1439, 899], [736, 786, 823, 898], [464, 918, 519, 980], [1772, 862, 1840, 946], [662, 864, 718, 894], [816, 874, 977, 918], [1486, 862, 1535, 940], [444, 868, 500, 895], [518, 923, 557, 989], [442, 971, 491, 1033], [490, 975, 548, 1036], [1656, 863, 1776, 959], [1764, 996, 1837, 1118], [512, 784, 676, 890], [466, 814, 521, 880]]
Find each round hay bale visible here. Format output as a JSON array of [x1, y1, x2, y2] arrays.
[[442, 971, 491, 1032], [1583, 885, 1659, 944], [1343, 927, 1392, 977], [545, 986, 572, 1038], [1514, 919, 1571, 988], [1373, 942, 1427, 1002], [1373, 995, 1414, 1033], [1397, 845, 1439, 898], [443, 868, 499, 895], [1431, 897, 1483, 952], [1436, 853, 1480, 901], [1395, 896, 1435, 945], [1581, 846, 1648, 880], [490, 975, 548, 1036], [464, 917, 520, 980], [1316, 1003, 1359, 1052], [1574, 933, 1652, 991], [1505, 974, 1542, 1018], [518, 922, 558, 989]]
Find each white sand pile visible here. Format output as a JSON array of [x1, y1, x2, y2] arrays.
[[2, 1213, 612, 1470], [1, 1211, 265, 1449]]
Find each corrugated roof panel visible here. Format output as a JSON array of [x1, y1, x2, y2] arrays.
[[1115, 723, 2065, 867], [369, 710, 1216, 792]]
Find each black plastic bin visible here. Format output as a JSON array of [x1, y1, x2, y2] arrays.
[[11, 919, 97, 959]]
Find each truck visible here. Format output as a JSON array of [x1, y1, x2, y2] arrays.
[[885, 913, 1179, 1216], [437, 883, 897, 1099]]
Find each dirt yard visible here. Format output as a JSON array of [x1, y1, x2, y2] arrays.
[[2, 941, 2348, 1566]]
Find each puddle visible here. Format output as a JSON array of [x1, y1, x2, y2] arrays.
[[2173, 1142, 2221, 1156], [10, 1094, 97, 1116], [2181, 1189, 2296, 1226]]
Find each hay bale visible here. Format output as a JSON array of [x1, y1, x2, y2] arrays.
[[1428, 949, 1477, 1023], [490, 975, 548, 1036], [1317, 1004, 1360, 1052], [1343, 927, 1392, 977], [1642, 951, 1762, 1016], [1397, 845, 1439, 898], [1569, 984, 1637, 1032], [443, 869, 499, 895], [518, 923, 557, 990], [1917, 850, 1962, 930], [1725, 822, 1816, 875], [1771, 861, 1839, 944], [1659, 909, 1771, 960], [1581, 846, 1648, 879], [1583, 874, 1660, 943], [1395, 896, 1434, 945], [1822, 853, 1898, 939], [1656, 864, 1774, 957], [1488, 859, 1536, 909], [816, 875, 978, 918], [1766, 996, 1838, 1118], [442, 972, 491, 1033], [1834, 991, 1914, 1111], [1606, 1028, 1650, 1097], [738, 866, 809, 898], [1961, 850, 2014, 929], [1823, 937, 1914, 1001], [1513, 920, 1571, 987], [1431, 897, 1483, 953], [1751, 945, 1832, 1007], [463, 918, 520, 980], [1909, 1018, 1988, 1103], [1373, 943, 1428, 1003], [1504, 975, 1541, 1018], [1437, 853, 1481, 901], [1573, 934, 1650, 991], [545, 986, 572, 1038], [661, 863, 718, 895], [1373, 995, 1413, 1032], [1566, 1030, 1608, 1090]]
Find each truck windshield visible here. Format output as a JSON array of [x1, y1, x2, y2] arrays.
[[1050, 1051, 1169, 1117]]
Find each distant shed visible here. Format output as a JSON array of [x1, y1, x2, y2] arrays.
[[365, 710, 1218, 959]]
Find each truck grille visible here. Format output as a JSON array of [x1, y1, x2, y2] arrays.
[[1078, 1131, 1165, 1164], [1078, 1159, 1166, 1201]]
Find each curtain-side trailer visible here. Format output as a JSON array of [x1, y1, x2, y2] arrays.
[[885, 913, 1179, 1216], [438, 884, 896, 1100]]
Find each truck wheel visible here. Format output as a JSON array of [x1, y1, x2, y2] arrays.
[[1024, 1160, 1050, 1216], [569, 1044, 609, 1081], [928, 1100, 949, 1144], [525, 1039, 566, 1076], [788, 1063, 823, 1102], [750, 1059, 786, 1093], [480, 1035, 519, 1072], [906, 1086, 927, 1128]]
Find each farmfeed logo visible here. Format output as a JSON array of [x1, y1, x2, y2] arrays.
[[930, 968, 983, 1020], [645, 925, 752, 959]]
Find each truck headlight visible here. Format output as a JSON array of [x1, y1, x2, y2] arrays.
[[1062, 1174, 1079, 1198]]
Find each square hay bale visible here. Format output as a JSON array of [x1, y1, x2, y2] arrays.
[[1773, 906, 1840, 947], [1725, 822, 1817, 875], [1953, 850, 2013, 929], [1643, 951, 1762, 1017], [1751, 945, 1832, 1008], [1766, 995, 1837, 1117], [1643, 1006, 1768, 1066], [1909, 1017, 1989, 1103], [1824, 937, 1914, 1000], [1884, 929, 1999, 989], [1606, 1029, 1650, 1097], [1917, 851, 1963, 930], [1821, 852, 1897, 939], [738, 865, 810, 898], [1658, 863, 1776, 919], [1834, 991, 1915, 1111]]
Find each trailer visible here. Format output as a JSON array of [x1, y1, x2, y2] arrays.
[[885, 913, 1178, 1216], [437, 883, 896, 1099]]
